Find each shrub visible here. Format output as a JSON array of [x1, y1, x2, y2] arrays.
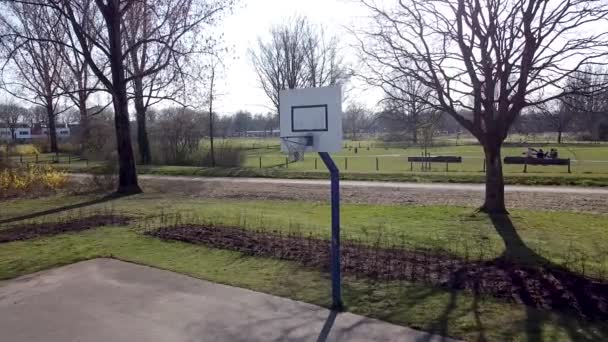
[[0, 164, 68, 198], [31, 138, 51, 153], [14, 144, 40, 156], [201, 142, 244, 167]]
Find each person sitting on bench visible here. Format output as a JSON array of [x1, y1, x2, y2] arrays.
[[537, 148, 545, 159], [525, 147, 536, 158], [549, 148, 558, 159]]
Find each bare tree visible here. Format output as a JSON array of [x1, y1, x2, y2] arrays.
[[0, 100, 26, 142], [250, 16, 348, 114], [372, 72, 434, 144], [3, 0, 232, 193], [343, 103, 371, 140], [55, 0, 104, 152], [357, 0, 608, 213], [122, 0, 229, 165], [538, 101, 572, 144], [0, 3, 66, 152], [560, 67, 608, 137], [207, 61, 218, 167]]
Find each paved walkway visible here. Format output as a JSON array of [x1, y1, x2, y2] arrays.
[[71, 173, 608, 195], [0, 259, 456, 342]]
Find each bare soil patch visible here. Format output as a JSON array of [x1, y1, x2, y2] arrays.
[[149, 224, 608, 321], [137, 177, 608, 214], [0, 215, 131, 243]]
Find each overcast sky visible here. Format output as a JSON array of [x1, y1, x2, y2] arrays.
[[214, 0, 380, 115]]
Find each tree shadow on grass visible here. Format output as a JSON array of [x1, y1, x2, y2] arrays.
[[414, 214, 608, 341], [0, 193, 134, 225], [489, 214, 608, 341]]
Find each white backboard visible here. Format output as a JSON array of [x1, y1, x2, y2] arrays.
[[279, 86, 342, 153]]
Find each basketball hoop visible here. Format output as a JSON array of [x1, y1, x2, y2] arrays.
[[280, 135, 312, 162]]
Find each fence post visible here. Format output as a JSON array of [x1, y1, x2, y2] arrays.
[[483, 158, 486, 172], [376, 157, 379, 171], [446, 161, 449, 172], [568, 159, 571, 173], [259, 156, 262, 169], [345, 157, 348, 170], [55, 151, 59, 163], [315, 158, 318, 170], [20, 155, 23, 164], [523, 159, 528, 173], [410, 161, 413, 171], [285, 157, 288, 168]]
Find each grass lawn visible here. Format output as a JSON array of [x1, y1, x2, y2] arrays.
[[1, 193, 607, 341]]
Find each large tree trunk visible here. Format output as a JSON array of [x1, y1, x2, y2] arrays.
[[107, 5, 141, 194], [46, 101, 58, 153], [133, 78, 151, 165], [480, 144, 507, 214]]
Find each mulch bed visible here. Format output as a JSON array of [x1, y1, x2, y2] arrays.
[[0, 215, 131, 243], [149, 225, 608, 320]]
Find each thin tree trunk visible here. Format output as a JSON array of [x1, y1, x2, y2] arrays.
[[209, 105, 215, 167], [557, 130, 562, 144], [107, 5, 141, 194], [78, 93, 89, 154], [209, 68, 216, 167], [480, 144, 507, 214], [132, 77, 151, 164], [46, 101, 58, 153], [412, 111, 418, 144], [135, 102, 151, 165]]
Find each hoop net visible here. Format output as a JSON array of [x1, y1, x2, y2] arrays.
[[281, 136, 312, 162]]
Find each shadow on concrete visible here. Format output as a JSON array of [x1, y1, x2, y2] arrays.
[[0, 193, 132, 225]]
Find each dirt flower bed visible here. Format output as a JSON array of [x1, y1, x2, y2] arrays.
[[148, 224, 608, 321], [0, 215, 131, 243]]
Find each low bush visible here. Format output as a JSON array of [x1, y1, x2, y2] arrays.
[[31, 138, 52, 153], [0, 164, 68, 198], [150, 140, 244, 167], [200, 142, 244, 167]]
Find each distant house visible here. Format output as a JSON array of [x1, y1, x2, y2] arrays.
[[31, 123, 71, 140], [0, 124, 31, 141], [1, 123, 71, 142]]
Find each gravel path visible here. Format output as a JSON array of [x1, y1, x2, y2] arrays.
[[72, 174, 608, 213]]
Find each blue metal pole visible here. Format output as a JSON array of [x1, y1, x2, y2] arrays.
[[318, 152, 342, 310]]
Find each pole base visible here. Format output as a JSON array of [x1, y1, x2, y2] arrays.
[[331, 301, 345, 312]]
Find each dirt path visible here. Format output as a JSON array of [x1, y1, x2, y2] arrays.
[[72, 174, 608, 213]]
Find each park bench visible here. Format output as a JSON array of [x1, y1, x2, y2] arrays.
[[503, 156, 571, 173], [407, 156, 462, 171]]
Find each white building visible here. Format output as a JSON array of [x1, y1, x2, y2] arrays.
[[0, 126, 31, 141], [0, 124, 70, 142]]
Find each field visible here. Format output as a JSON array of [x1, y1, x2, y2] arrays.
[[1, 189, 608, 341], [5, 137, 608, 175]]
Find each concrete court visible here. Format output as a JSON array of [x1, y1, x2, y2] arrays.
[[0, 258, 457, 342]]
